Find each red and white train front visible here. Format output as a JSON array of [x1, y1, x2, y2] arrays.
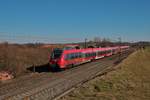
[[49, 48, 64, 69]]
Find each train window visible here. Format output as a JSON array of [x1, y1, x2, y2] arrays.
[[85, 52, 95, 57], [109, 50, 111, 53], [101, 51, 105, 55], [65, 52, 83, 60], [69, 54, 72, 59], [75, 53, 78, 58], [90, 53, 92, 57], [98, 51, 102, 55], [72, 53, 78, 59], [98, 51, 101, 55], [82, 53, 85, 58], [71, 53, 74, 59], [77, 53, 79, 58], [106, 50, 109, 53], [98, 51, 100, 55], [89, 53, 91, 57], [51, 49, 62, 59], [79, 53, 81, 58], [86, 53, 88, 57], [89, 53, 92, 57], [85, 53, 89, 57], [65, 53, 75, 60], [103, 51, 105, 55], [94, 52, 96, 56], [79, 52, 82, 58], [74, 53, 78, 58], [76, 53, 78, 58], [76, 53, 79, 58], [70, 53, 74, 59], [87, 53, 89, 57], [85, 53, 88, 57], [106, 50, 110, 53], [65, 54, 70, 60], [107, 50, 108, 53], [97, 52, 99, 55], [112, 49, 115, 52], [100, 51, 102, 55]]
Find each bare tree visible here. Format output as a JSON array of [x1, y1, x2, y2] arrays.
[[0, 42, 8, 70], [101, 38, 112, 47], [93, 37, 101, 47]]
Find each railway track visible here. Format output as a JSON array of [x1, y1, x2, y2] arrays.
[[0, 50, 133, 100]]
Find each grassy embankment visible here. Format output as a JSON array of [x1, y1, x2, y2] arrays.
[[62, 47, 150, 100]]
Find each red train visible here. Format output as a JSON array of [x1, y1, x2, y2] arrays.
[[49, 46, 129, 70]]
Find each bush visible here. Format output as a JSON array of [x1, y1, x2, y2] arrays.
[[0, 43, 52, 76]]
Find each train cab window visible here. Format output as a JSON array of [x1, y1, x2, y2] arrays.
[[51, 49, 62, 59]]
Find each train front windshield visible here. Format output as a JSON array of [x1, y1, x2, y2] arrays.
[[51, 49, 63, 59]]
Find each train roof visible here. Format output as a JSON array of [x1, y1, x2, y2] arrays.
[[59, 46, 129, 54], [63, 49, 83, 54]]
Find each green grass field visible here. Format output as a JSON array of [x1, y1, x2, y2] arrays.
[[61, 47, 150, 100]]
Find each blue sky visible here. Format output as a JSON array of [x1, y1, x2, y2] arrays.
[[0, 0, 150, 43]]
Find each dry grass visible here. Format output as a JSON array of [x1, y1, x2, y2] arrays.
[[0, 43, 58, 76], [61, 47, 150, 100]]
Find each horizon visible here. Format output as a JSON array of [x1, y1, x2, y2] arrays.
[[0, 0, 150, 43]]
